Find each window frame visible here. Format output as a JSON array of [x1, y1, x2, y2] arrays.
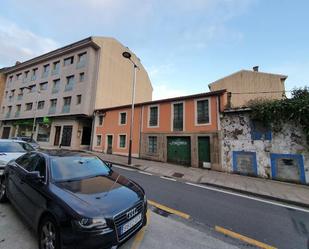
[[171, 101, 185, 132], [148, 105, 160, 128], [119, 111, 127, 126], [98, 115, 104, 126], [118, 134, 127, 149], [194, 97, 211, 126]]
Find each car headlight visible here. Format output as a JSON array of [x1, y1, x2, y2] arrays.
[[76, 217, 107, 229]]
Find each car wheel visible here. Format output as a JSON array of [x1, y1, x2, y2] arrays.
[[0, 177, 8, 203], [38, 216, 60, 249]]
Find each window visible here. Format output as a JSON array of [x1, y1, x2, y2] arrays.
[[79, 72, 85, 82], [52, 79, 60, 93], [64, 56, 74, 66], [96, 135, 102, 146], [9, 76, 13, 82], [119, 112, 127, 125], [49, 99, 57, 114], [76, 95, 82, 105], [98, 116, 104, 126], [31, 68, 38, 81], [251, 120, 272, 140], [173, 103, 183, 131], [15, 105, 21, 117], [2, 107, 5, 113], [25, 103, 33, 111], [119, 135, 126, 148], [42, 64, 50, 78], [39, 82, 48, 91], [77, 52, 87, 68], [196, 99, 210, 124], [62, 97, 71, 113], [148, 136, 157, 153], [29, 84, 36, 93], [149, 106, 158, 127], [16, 73, 22, 80], [6, 106, 12, 117], [5, 91, 8, 98], [37, 101, 45, 110], [52, 61, 60, 74], [65, 75, 74, 91], [24, 71, 29, 82], [37, 124, 51, 142]]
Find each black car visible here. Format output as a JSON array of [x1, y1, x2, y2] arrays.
[[0, 150, 147, 249]]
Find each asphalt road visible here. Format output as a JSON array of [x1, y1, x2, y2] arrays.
[[113, 165, 309, 249]]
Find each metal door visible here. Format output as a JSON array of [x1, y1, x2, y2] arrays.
[[167, 137, 191, 166], [198, 137, 210, 168], [61, 126, 73, 146]]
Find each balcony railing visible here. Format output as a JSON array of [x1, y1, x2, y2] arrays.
[[76, 60, 86, 69], [48, 106, 56, 114], [42, 71, 49, 78], [51, 68, 60, 75], [62, 105, 70, 113], [17, 94, 23, 101], [64, 83, 74, 91], [52, 87, 59, 94], [5, 112, 11, 118], [15, 111, 20, 117], [31, 75, 36, 81]]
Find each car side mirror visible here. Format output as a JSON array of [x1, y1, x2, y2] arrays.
[[105, 162, 113, 169], [26, 171, 45, 183]]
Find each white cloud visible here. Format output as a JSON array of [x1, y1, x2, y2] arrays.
[[0, 17, 59, 67]]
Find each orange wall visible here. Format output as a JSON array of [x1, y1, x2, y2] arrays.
[[142, 96, 219, 133], [95, 106, 142, 155], [94, 94, 224, 156]]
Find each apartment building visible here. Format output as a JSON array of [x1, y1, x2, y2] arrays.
[[0, 37, 152, 149], [93, 90, 227, 169], [209, 67, 287, 108]]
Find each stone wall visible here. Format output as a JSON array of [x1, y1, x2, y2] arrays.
[[221, 110, 309, 184]]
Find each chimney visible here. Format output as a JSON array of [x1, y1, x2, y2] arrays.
[[253, 66, 259, 72]]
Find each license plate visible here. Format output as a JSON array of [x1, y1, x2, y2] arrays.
[[121, 213, 142, 235]]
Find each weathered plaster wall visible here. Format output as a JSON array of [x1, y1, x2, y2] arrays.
[[221, 111, 309, 184]]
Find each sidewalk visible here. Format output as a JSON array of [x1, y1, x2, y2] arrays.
[[92, 152, 309, 208]]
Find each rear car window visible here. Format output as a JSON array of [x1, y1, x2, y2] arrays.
[[0, 141, 35, 152], [50, 156, 111, 182]]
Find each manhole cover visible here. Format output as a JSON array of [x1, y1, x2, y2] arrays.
[[172, 172, 184, 178]]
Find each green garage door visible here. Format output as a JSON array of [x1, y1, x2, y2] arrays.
[[167, 137, 191, 166]]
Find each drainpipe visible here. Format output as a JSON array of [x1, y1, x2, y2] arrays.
[[90, 111, 96, 151]]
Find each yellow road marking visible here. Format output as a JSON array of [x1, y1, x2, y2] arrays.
[[148, 200, 190, 220], [130, 210, 151, 249], [215, 226, 277, 249]]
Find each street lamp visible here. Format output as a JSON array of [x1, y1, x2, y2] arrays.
[[122, 51, 139, 165], [23, 86, 40, 139]]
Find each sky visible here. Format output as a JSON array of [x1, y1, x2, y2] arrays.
[[0, 0, 308, 100]]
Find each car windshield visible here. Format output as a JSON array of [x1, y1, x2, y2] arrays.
[[0, 141, 35, 152], [51, 156, 111, 182]]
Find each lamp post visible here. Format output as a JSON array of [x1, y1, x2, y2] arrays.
[[23, 86, 40, 139], [122, 51, 138, 165]]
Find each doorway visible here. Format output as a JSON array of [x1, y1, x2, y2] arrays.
[[198, 136, 210, 168], [2, 127, 11, 139], [54, 126, 61, 146], [61, 126, 73, 147], [81, 126, 91, 145], [107, 135, 113, 154]]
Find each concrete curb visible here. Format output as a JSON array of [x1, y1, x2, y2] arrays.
[[201, 182, 309, 209]]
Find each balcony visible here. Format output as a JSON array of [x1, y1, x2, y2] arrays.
[[52, 87, 59, 94], [17, 94, 23, 101], [64, 83, 74, 91], [48, 106, 56, 114], [42, 71, 49, 79], [15, 111, 20, 117], [31, 75, 36, 81], [8, 96, 13, 103], [51, 69, 60, 75], [62, 105, 70, 113], [5, 112, 11, 118], [76, 60, 86, 69]]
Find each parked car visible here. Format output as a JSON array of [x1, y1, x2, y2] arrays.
[[0, 139, 35, 176], [0, 150, 147, 249], [11, 136, 40, 149]]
